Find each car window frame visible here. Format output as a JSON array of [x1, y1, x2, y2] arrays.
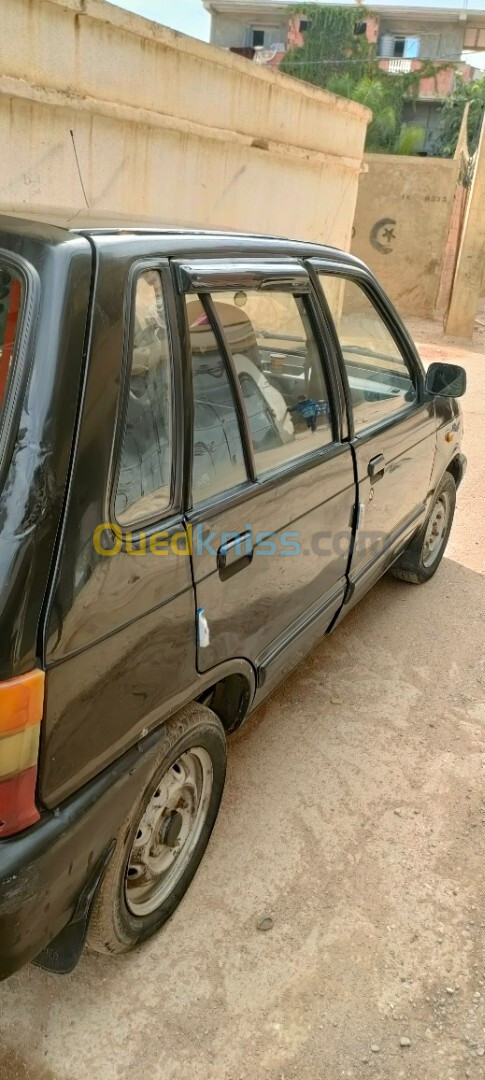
[[201, 292, 257, 485], [309, 260, 426, 442], [0, 250, 40, 490], [175, 259, 344, 521], [185, 290, 255, 508], [109, 258, 183, 534]]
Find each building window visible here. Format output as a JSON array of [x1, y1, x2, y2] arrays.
[[251, 29, 265, 48], [403, 36, 420, 58], [354, 21, 367, 36], [379, 34, 420, 60], [246, 26, 287, 50], [299, 19, 311, 32]]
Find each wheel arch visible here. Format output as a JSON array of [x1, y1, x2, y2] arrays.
[[197, 670, 254, 734], [446, 453, 466, 490]]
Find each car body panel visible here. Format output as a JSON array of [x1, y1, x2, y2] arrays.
[[40, 240, 196, 805], [190, 444, 355, 678], [346, 404, 437, 605], [178, 260, 356, 684], [0, 720, 197, 980], [0, 221, 92, 680], [0, 215, 466, 980]]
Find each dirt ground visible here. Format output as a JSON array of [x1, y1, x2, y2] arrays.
[[0, 319, 484, 1080]]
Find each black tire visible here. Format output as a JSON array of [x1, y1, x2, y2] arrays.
[[390, 472, 456, 585], [87, 703, 226, 955]]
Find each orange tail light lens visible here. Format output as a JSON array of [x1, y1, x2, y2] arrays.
[[0, 670, 44, 838]]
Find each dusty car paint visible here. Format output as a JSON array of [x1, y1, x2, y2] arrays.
[[0, 215, 466, 979]]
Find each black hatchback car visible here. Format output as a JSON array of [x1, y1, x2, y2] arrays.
[[0, 215, 466, 979]]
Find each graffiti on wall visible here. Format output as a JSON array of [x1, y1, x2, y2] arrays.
[[369, 218, 397, 255]]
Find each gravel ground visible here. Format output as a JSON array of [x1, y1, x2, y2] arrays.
[[0, 321, 484, 1080]]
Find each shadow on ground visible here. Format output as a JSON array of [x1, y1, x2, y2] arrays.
[[1, 555, 484, 1080]]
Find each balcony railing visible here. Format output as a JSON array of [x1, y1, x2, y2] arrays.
[[387, 58, 412, 74], [378, 58, 476, 97]]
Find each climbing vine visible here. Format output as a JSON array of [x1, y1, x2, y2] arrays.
[[280, 4, 374, 87], [280, 4, 454, 154]]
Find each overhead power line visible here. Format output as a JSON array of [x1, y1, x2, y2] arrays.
[[280, 53, 473, 65]]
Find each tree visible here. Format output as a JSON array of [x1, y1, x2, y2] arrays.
[[327, 73, 424, 154], [433, 74, 485, 158]]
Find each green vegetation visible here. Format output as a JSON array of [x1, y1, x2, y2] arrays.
[[432, 74, 485, 158], [280, 4, 374, 87], [326, 72, 424, 154], [280, 4, 445, 155]]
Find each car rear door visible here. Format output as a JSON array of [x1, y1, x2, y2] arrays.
[[175, 257, 357, 700], [311, 261, 436, 610], [40, 239, 196, 806]]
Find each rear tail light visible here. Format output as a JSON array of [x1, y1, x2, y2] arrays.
[[0, 271, 22, 406], [0, 670, 45, 838]]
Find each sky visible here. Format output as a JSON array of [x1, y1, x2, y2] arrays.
[[112, 0, 211, 39]]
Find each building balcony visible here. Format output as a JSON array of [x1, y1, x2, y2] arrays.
[[378, 58, 477, 99], [229, 44, 286, 66]]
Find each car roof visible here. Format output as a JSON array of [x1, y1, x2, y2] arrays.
[[0, 210, 364, 269]]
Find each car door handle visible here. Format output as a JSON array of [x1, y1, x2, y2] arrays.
[[368, 454, 386, 481], [217, 531, 253, 580]]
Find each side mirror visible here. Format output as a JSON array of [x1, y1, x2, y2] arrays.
[[425, 362, 466, 399]]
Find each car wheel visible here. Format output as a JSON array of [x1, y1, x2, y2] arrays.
[[390, 472, 456, 585], [87, 702, 227, 955]]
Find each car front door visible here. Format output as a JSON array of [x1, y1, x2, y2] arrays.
[[175, 258, 357, 700], [312, 263, 437, 610]]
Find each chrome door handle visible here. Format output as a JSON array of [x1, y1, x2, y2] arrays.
[[368, 454, 385, 481], [217, 531, 253, 580]]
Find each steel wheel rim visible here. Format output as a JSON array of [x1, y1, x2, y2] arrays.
[[125, 747, 213, 917], [422, 492, 450, 568]]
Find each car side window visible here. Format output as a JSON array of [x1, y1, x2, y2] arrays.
[[208, 289, 333, 475], [186, 298, 248, 504], [115, 270, 173, 526], [319, 274, 417, 433]]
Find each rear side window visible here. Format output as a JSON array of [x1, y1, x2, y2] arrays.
[[0, 266, 23, 420], [115, 270, 173, 526]]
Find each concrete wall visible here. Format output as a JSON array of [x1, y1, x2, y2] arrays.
[[435, 177, 468, 315], [210, 12, 246, 46], [210, 12, 288, 48], [0, 0, 369, 252], [446, 117, 485, 337], [351, 154, 460, 318]]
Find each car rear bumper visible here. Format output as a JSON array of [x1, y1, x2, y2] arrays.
[[0, 723, 169, 980]]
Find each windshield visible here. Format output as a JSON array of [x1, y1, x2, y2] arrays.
[[0, 264, 23, 425]]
